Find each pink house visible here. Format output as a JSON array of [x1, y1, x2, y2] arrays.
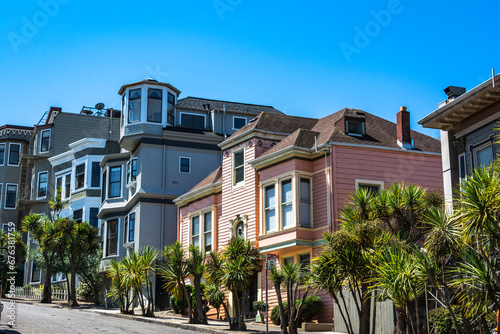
[[174, 106, 442, 323]]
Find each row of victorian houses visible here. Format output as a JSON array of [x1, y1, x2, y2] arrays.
[[0, 73, 498, 326]]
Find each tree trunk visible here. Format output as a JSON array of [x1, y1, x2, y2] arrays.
[[181, 281, 193, 324], [193, 278, 206, 324], [236, 290, 246, 331], [69, 265, 78, 307], [41, 255, 52, 303], [394, 307, 407, 334], [372, 293, 378, 334], [359, 283, 371, 334], [274, 281, 288, 334]]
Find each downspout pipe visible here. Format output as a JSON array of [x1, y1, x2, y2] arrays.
[[223, 105, 226, 137]]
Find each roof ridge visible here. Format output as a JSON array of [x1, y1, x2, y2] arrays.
[[179, 96, 277, 109]]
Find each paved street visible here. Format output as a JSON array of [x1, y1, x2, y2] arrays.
[[0, 302, 199, 334]]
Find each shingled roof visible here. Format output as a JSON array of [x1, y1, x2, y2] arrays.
[[186, 167, 222, 194], [177, 97, 282, 115], [230, 108, 440, 159]]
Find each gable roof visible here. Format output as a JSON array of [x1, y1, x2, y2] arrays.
[[174, 167, 222, 206], [177, 97, 282, 115], [235, 108, 440, 161]]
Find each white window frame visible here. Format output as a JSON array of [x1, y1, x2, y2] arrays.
[[36, 171, 49, 200], [0, 183, 2, 210], [280, 178, 294, 229], [179, 156, 191, 174], [54, 169, 71, 200], [39, 129, 51, 153], [263, 183, 277, 233], [127, 158, 138, 185], [107, 165, 123, 199], [473, 142, 494, 168], [179, 111, 207, 129], [189, 210, 214, 252], [105, 219, 119, 257], [232, 116, 247, 130], [345, 118, 366, 137], [73, 161, 86, 192], [4, 183, 18, 210], [89, 158, 103, 189], [7, 143, 21, 167], [233, 149, 245, 187], [355, 179, 384, 192], [124, 211, 136, 244], [298, 177, 313, 228], [0, 143, 5, 166]]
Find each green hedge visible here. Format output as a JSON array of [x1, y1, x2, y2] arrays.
[[429, 306, 496, 334], [271, 296, 323, 325]]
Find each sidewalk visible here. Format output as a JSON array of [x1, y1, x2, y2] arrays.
[[6, 297, 338, 334]]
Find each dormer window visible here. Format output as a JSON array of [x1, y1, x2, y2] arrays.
[[147, 88, 162, 123], [129, 89, 141, 123], [346, 118, 365, 136]]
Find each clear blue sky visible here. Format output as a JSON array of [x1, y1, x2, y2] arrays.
[[1, 1, 499, 139]]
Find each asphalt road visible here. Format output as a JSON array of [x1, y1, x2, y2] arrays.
[[0, 302, 199, 334]]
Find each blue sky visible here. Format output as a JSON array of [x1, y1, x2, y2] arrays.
[[1, 1, 499, 138]]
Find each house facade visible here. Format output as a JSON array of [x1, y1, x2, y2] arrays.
[[20, 107, 122, 286], [418, 74, 500, 208], [98, 79, 283, 307], [175, 106, 443, 322]]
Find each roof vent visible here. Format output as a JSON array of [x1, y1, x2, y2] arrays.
[[355, 111, 366, 116], [146, 78, 158, 82], [444, 86, 466, 100]]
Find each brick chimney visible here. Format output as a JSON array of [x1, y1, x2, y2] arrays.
[[397, 106, 412, 149]]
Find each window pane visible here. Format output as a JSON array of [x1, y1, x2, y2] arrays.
[[107, 220, 118, 256], [204, 212, 212, 232], [0, 144, 4, 165], [73, 209, 83, 223], [109, 166, 121, 198], [38, 172, 48, 198], [266, 209, 275, 232], [129, 89, 141, 122], [167, 93, 175, 125], [346, 119, 365, 135], [299, 254, 310, 269], [234, 151, 244, 167], [181, 114, 205, 130], [300, 202, 311, 228], [180, 158, 190, 173], [147, 88, 162, 123], [233, 117, 246, 129], [265, 186, 275, 208], [9, 144, 20, 165], [129, 213, 135, 242], [131, 159, 137, 181], [192, 236, 200, 247], [65, 174, 71, 198], [0, 185, 3, 206], [283, 203, 293, 228], [56, 177, 62, 193], [300, 179, 310, 201], [282, 180, 292, 203], [5, 185, 17, 208], [40, 130, 50, 152], [101, 171, 107, 202], [459, 154, 466, 179], [205, 233, 212, 252], [476, 145, 493, 167], [91, 162, 101, 187], [75, 164, 85, 189], [89, 208, 99, 228]]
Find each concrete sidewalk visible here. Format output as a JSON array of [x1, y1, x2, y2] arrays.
[[6, 298, 339, 334]]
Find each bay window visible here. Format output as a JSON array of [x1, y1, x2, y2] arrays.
[[167, 92, 175, 125], [128, 212, 135, 242], [91, 162, 101, 187]]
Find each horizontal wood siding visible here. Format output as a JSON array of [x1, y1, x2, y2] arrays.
[[334, 146, 443, 211]]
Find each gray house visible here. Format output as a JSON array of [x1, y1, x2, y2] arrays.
[[19, 107, 121, 286], [418, 74, 500, 208], [98, 79, 282, 307]]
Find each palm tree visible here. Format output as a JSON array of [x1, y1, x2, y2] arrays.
[[369, 246, 424, 334], [106, 259, 134, 314], [186, 244, 207, 324], [204, 283, 225, 320], [22, 214, 59, 303], [158, 241, 193, 322]]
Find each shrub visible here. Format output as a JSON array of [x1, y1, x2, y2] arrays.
[[301, 296, 323, 323], [170, 294, 187, 314], [271, 303, 288, 325], [76, 281, 95, 300], [22, 284, 32, 290], [253, 301, 267, 312], [271, 296, 324, 326]]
